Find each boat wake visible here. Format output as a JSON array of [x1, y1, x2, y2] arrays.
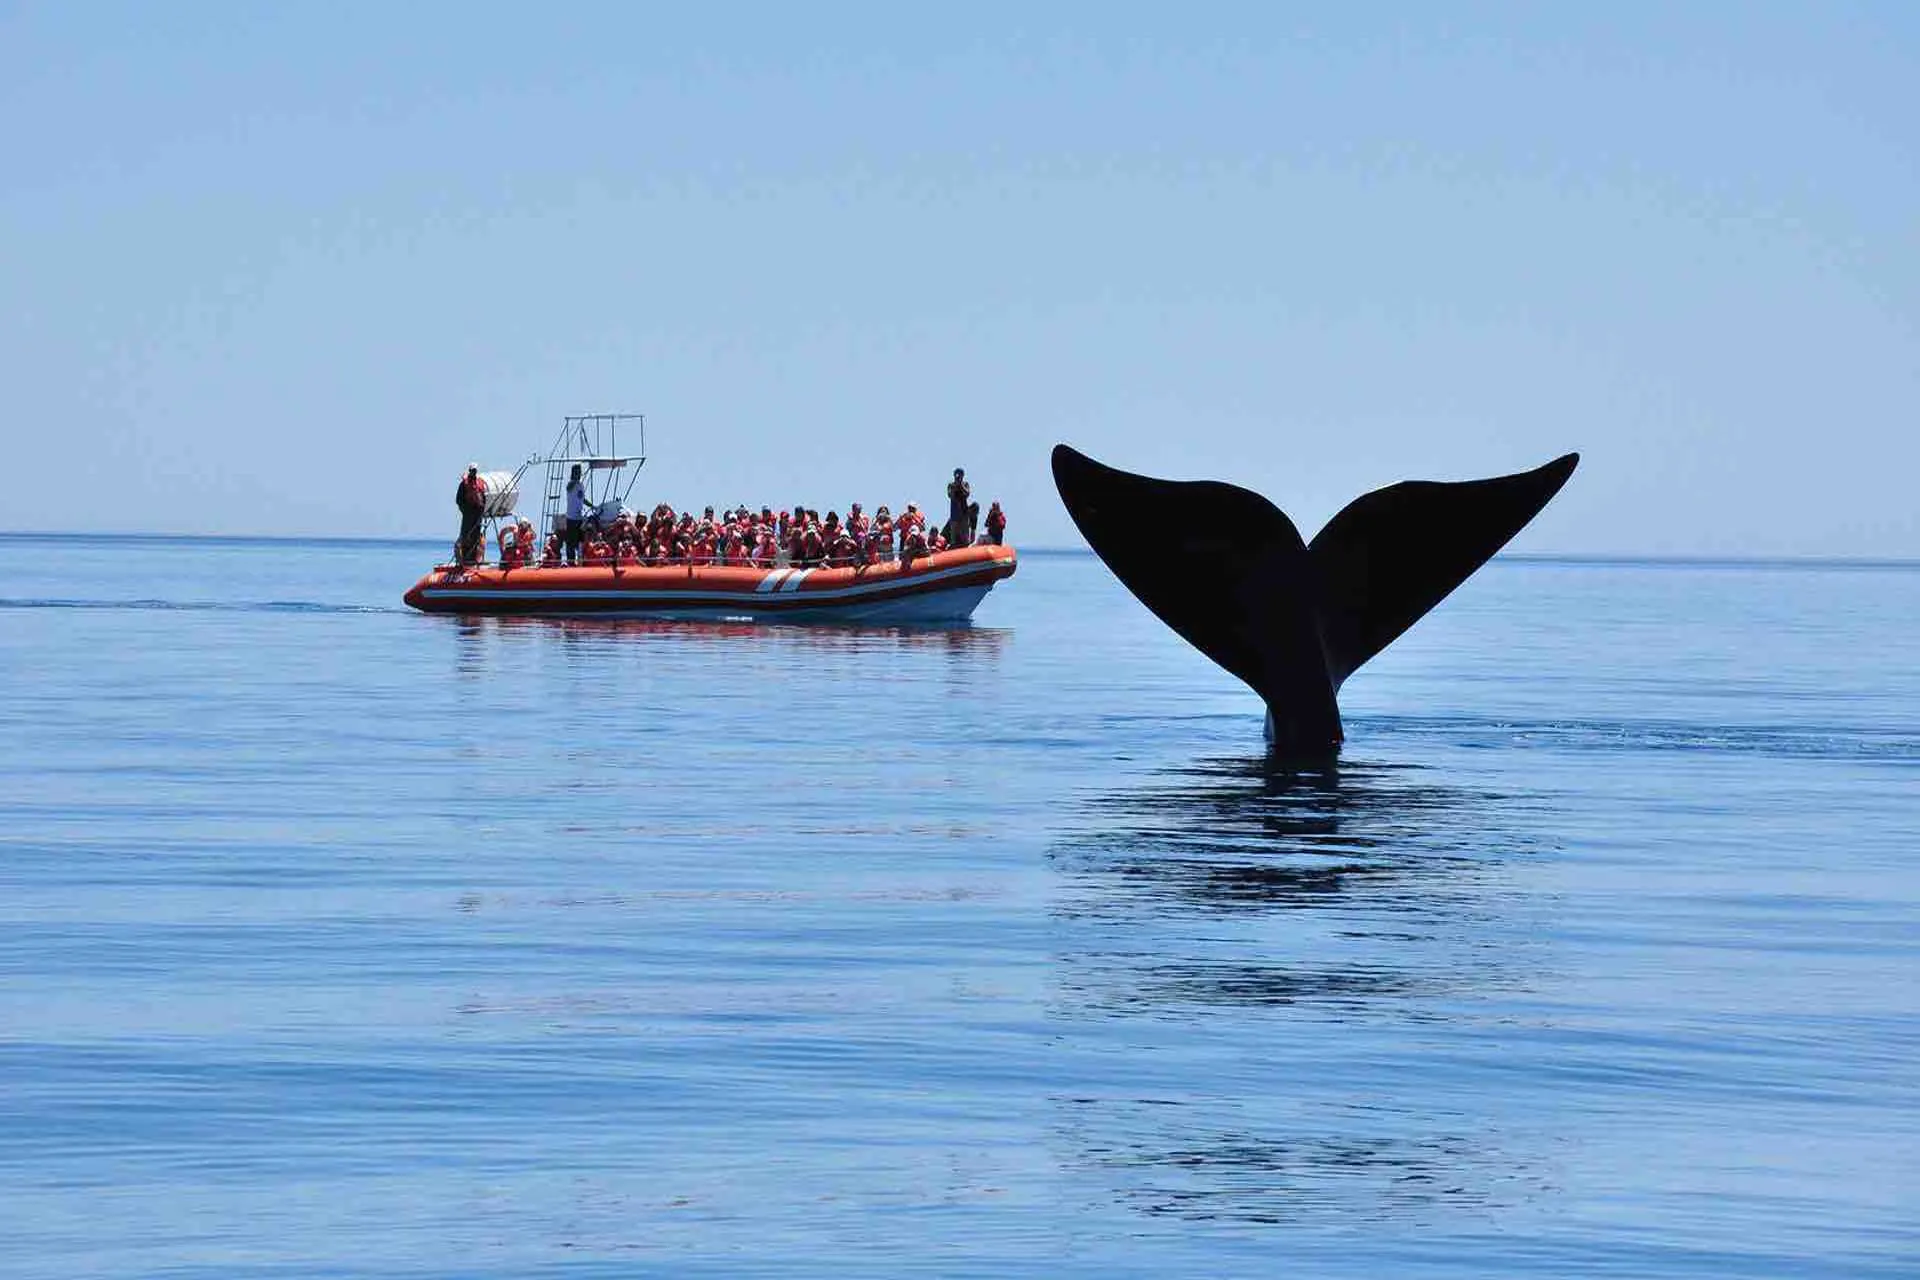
[[0, 597, 399, 616]]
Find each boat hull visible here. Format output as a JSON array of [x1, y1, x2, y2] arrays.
[[403, 545, 1017, 623]]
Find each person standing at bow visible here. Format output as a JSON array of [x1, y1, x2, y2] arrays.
[[455, 464, 486, 565]]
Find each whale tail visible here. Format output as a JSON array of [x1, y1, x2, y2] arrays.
[[1050, 445, 1579, 755]]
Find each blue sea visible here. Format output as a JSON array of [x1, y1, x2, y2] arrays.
[[2, 535, 1916, 1279]]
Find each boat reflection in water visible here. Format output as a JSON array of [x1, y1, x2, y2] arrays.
[[457, 613, 1007, 649], [442, 615, 1013, 749], [1046, 754, 1556, 1227]]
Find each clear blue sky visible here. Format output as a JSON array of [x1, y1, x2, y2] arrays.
[[4, 3, 1914, 555]]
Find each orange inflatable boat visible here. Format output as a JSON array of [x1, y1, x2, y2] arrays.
[[413, 413, 1016, 623], [404, 544, 1018, 623]]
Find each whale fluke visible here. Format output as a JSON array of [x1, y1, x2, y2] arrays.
[[1050, 444, 1579, 755]]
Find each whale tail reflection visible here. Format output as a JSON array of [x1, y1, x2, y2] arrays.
[[1049, 445, 1579, 756]]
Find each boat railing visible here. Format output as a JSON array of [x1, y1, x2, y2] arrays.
[[440, 546, 979, 573]]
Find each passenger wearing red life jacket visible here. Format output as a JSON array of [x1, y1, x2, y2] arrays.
[[900, 524, 931, 565], [930, 528, 949, 553], [800, 521, 825, 567], [500, 519, 537, 568], [751, 527, 777, 566], [540, 533, 562, 567], [871, 506, 895, 560], [984, 500, 1007, 545]]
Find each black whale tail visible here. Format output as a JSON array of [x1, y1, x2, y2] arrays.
[[1050, 444, 1579, 756]]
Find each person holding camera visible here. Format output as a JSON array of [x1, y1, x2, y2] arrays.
[[946, 467, 973, 549]]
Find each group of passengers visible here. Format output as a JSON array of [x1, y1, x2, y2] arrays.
[[466, 464, 1006, 570]]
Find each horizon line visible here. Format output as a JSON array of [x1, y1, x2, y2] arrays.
[[0, 529, 1915, 571]]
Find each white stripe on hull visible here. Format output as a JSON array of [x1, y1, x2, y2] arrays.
[[429, 580, 998, 624]]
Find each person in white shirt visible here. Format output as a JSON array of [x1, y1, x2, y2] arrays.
[[563, 465, 587, 565]]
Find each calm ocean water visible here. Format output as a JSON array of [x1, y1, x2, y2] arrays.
[[2, 534, 1915, 1278]]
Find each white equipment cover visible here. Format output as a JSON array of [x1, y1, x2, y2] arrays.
[[475, 471, 520, 517]]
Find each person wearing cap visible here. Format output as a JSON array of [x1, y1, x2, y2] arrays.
[[751, 521, 778, 566], [562, 464, 587, 565], [901, 518, 931, 566], [827, 522, 859, 567], [455, 464, 487, 565], [946, 467, 973, 549]]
